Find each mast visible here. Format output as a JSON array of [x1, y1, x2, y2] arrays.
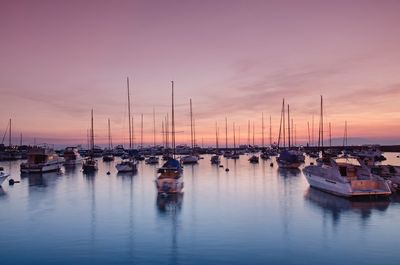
[[127, 77, 132, 149], [91, 109, 94, 152], [233, 122, 236, 152], [140, 113, 143, 149], [153, 107, 156, 147], [329, 122, 332, 147], [9, 118, 11, 147], [162, 120, 165, 148], [307, 121, 311, 146], [171, 81, 176, 157], [20, 133, 22, 146], [238, 126, 241, 146], [320, 95, 324, 153], [252, 121, 255, 146], [287, 104, 290, 148], [194, 119, 196, 148], [108, 118, 111, 149], [215, 122, 218, 150], [132, 117, 134, 148], [269, 115, 272, 146], [189, 99, 194, 150], [262, 112, 264, 147], [283, 99, 286, 148], [225, 117, 228, 150], [247, 120, 250, 146]]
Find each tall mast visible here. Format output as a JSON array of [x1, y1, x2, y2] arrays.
[[153, 106, 156, 147], [8, 118, 11, 147], [171, 81, 176, 157], [132, 117, 134, 148], [189, 99, 194, 150], [269, 115, 272, 146], [283, 99, 286, 148], [91, 109, 94, 152], [162, 120, 165, 147], [20, 133, 22, 146], [215, 122, 218, 150], [108, 118, 111, 149], [252, 121, 255, 146], [127, 77, 132, 149], [225, 117, 228, 149], [262, 112, 264, 147], [233, 122, 236, 151], [307, 121, 311, 146], [287, 104, 290, 148], [329, 122, 332, 147], [140, 113, 143, 149], [247, 120, 250, 146], [193, 119, 196, 148], [320, 95, 324, 153]]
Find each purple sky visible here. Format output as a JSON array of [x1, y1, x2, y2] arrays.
[[1, 0, 400, 147]]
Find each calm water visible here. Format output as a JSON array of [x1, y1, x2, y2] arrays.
[[1, 153, 400, 265]]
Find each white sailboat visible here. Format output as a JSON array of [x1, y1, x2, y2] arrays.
[[116, 77, 137, 173]]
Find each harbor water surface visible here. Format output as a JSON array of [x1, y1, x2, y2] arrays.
[[1, 153, 400, 265]]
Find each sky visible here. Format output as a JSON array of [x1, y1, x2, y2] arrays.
[[1, 0, 400, 147]]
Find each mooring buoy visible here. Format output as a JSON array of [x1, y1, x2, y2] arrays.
[[225, 168, 229, 172]]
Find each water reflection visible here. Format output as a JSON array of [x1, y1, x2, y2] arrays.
[[156, 193, 183, 213], [0, 186, 6, 197], [22, 171, 62, 187], [304, 187, 390, 226], [277, 168, 301, 178]]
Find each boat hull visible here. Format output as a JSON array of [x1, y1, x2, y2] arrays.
[[304, 171, 391, 197], [20, 161, 63, 173]]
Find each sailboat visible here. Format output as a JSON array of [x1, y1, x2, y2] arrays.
[[276, 100, 302, 169], [103, 118, 115, 162], [116, 77, 137, 172], [180, 99, 199, 164], [156, 81, 184, 194], [82, 109, 98, 173], [231, 122, 239, 159], [211, 122, 221, 164]]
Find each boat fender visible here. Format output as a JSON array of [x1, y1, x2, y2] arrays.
[[225, 168, 229, 172], [9, 179, 20, 185]]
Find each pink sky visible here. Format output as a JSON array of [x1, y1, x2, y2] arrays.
[[1, 0, 400, 147]]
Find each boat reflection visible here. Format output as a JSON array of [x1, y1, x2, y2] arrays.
[[278, 167, 301, 178], [117, 171, 137, 178], [0, 186, 6, 197], [21, 171, 62, 187], [304, 187, 390, 225], [156, 193, 183, 213]]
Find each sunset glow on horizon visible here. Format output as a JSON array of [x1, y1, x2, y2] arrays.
[[1, 0, 400, 147]]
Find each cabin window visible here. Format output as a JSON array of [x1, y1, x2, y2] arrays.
[[339, 166, 347, 177]]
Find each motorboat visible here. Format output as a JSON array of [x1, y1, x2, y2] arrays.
[[156, 158, 183, 194], [116, 158, 137, 172], [145, 156, 159, 164], [82, 157, 98, 173], [249, 155, 259, 163], [102, 150, 114, 162], [20, 146, 64, 173], [63, 147, 84, 166], [0, 167, 10, 186], [260, 152, 270, 160], [210, 155, 221, 164], [180, 154, 199, 164], [303, 157, 391, 197]]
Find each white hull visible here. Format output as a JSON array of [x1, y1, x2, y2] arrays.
[[116, 164, 137, 172], [21, 160, 63, 173], [304, 171, 391, 197], [180, 155, 198, 164], [64, 158, 84, 166], [0, 173, 10, 185]]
